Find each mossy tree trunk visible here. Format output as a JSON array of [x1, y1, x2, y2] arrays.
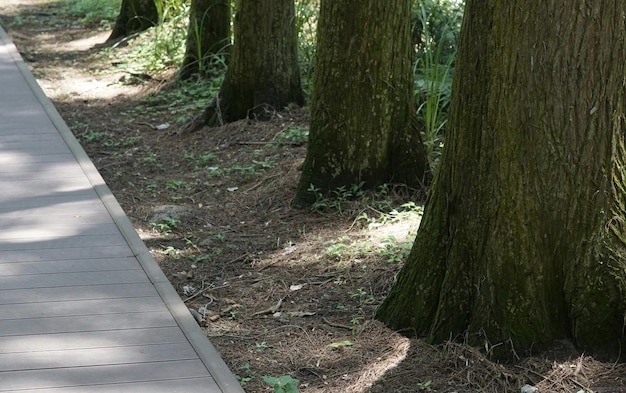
[[179, 0, 231, 80], [192, 0, 304, 128], [376, 1, 626, 355], [293, 0, 430, 206], [108, 0, 159, 42]]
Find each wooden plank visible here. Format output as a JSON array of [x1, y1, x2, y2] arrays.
[[0, 270, 150, 290], [0, 326, 188, 353], [0, 222, 121, 241], [0, 190, 101, 208], [0, 166, 85, 179], [0, 233, 128, 251], [0, 178, 95, 200], [0, 297, 168, 320], [0, 257, 140, 276], [0, 311, 177, 336], [0, 213, 113, 227], [0, 202, 109, 216], [0, 152, 74, 165], [0, 377, 220, 393], [0, 133, 60, 144], [0, 359, 211, 391], [0, 245, 133, 263], [0, 138, 70, 153], [0, 283, 158, 305], [0, 343, 199, 371]]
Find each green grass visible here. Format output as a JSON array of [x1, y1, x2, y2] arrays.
[[62, 0, 121, 25]]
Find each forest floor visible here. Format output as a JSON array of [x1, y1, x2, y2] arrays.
[[2, 1, 626, 392]]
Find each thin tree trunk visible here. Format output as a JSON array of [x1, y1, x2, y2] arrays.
[[377, 1, 626, 355], [107, 0, 159, 42], [191, 0, 304, 128], [293, 0, 430, 206], [179, 0, 230, 80]]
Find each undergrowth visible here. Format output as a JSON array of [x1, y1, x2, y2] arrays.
[[62, 0, 121, 26]]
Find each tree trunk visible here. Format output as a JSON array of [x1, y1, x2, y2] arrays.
[[107, 0, 159, 42], [193, 0, 304, 127], [179, 0, 231, 80], [376, 1, 626, 355], [292, 0, 430, 207]]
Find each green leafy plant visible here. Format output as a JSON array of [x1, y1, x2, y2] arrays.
[[255, 341, 269, 353], [308, 182, 366, 214], [417, 380, 433, 390], [62, 0, 121, 25], [295, 0, 319, 98], [151, 216, 179, 233], [235, 363, 256, 386], [262, 375, 300, 393], [413, 0, 463, 169], [274, 127, 309, 146], [118, 0, 189, 74], [327, 340, 354, 348], [80, 130, 106, 143]]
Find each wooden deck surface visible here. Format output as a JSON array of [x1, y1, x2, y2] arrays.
[[0, 26, 244, 393]]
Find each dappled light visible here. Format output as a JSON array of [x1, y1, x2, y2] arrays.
[[3, 0, 626, 392]]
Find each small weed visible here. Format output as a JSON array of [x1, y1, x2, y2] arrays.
[[417, 380, 433, 390], [357, 201, 423, 229], [252, 158, 276, 169], [349, 288, 376, 306], [350, 316, 364, 337], [262, 375, 300, 393], [379, 236, 413, 264], [273, 127, 309, 146], [255, 341, 269, 353], [198, 152, 218, 167], [160, 245, 181, 259], [323, 238, 374, 263], [235, 363, 256, 386], [165, 179, 185, 191], [327, 340, 354, 349], [80, 130, 105, 143], [151, 216, 179, 233], [309, 182, 366, 214], [103, 134, 141, 148]]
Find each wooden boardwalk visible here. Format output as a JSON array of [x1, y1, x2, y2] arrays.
[[0, 26, 244, 393]]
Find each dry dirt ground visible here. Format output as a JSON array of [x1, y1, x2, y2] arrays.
[[2, 2, 626, 392]]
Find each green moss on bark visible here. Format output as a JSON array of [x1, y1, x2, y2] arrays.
[[293, 0, 430, 207], [377, 1, 626, 355]]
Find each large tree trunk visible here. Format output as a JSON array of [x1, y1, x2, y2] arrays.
[[107, 0, 159, 42], [179, 0, 231, 80], [376, 1, 626, 355], [193, 0, 304, 127], [293, 0, 430, 206]]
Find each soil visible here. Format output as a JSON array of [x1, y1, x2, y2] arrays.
[[2, 2, 626, 392]]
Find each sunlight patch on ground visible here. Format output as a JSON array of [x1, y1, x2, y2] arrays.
[[31, 30, 141, 100], [38, 67, 140, 100], [368, 215, 421, 246], [345, 338, 411, 393], [136, 228, 162, 242], [56, 31, 110, 52]]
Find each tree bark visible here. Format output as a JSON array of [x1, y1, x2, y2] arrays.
[[193, 0, 304, 127], [292, 0, 430, 206], [179, 0, 231, 80], [377, 1, 626, 355], [107, 0, 159, 42]]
